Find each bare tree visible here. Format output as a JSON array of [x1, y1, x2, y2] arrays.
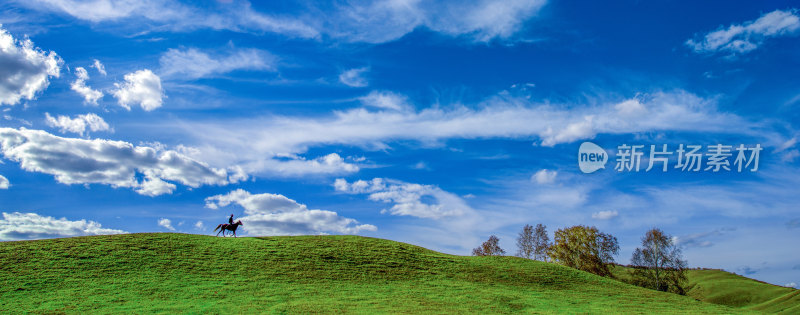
[[630, 228, 687, 294], [548, 225, 619, 277], [516, 224, 550, 261], [516, 224, 535, 259], [473, 235, 506, 256], [533, 224, 550, 261]]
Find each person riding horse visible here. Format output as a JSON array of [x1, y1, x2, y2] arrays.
[[214, 214, 243, 237]]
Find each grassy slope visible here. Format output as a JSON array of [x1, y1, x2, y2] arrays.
[[613, 266, 800, 314], [685, 269, 800, 314], [1, 233, 742, 314]]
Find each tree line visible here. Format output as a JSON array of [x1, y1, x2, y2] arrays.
[[473, 224, 687, 294]]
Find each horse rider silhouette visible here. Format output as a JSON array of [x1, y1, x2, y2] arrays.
[[214, 214, 243, 237]]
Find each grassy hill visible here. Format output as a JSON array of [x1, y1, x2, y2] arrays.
[[0, 233, 749, 314], [613, 265, 800, 314], [684, 269, 800, 313]]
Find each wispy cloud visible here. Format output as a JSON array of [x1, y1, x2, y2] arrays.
[[179, 89, 779, 177], [91, 59, 106, 76], [687, 9, 800, 56], [674, 228, 736, 248], [242, 153, 359, 177], [320, 0, 548, 43], [0, 175, 9, 189], [159, 46, 277, 80], [334, 178, 471, 219], [738, 265, 762, 275], [23, 0, 319, 38], [339, 67, 369, 87], [22, 0, 546, 44], [531, 169, 557, 184], [358, 90, 409, 111], [591, 210, 618, 220]]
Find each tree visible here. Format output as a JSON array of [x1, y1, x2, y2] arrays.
[[630, 228, 687, 294], [472, 235, 506, 256], [548, 225, 619, 277], [516, 224, 550, 261]]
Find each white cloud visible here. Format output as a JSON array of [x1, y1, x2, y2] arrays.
[[687, 9, 800, 55], [70, 67, 103, 105], [531, 169, 557, 184], [411, 161, 430, 170], [785, 282, 797, 288], [24, 0, 319, 38], [45, 112, 111, 136], [159, 47, 276, 80], [673, 228, 736, 248], [182, 90, 770, 175], [615, 99, 646, 116], [137, 171, 176, 196], [591, 210, 618, 220], [504, 165, 800, 235], [158, 218, 175, 231], [0, 26, 61, 106], [782, 149, 800, 162], [0, 212, 125, 240], [776, 137, 797, 152], [0, 174, 8, 189], [243, 153, 359, 177], [358, 90, 409, 111], [0, 127, 238, 196], [92, 59, 106, 75], [23, 1, 545, 44], [334, 178, 470, 219], [322, 0, 548, 43], [339, 67, 369, 87], [194, 220, 204, 230], [777, 137, 799, 162], [111, 69, 164, 111], [205, 189, 376, 235]]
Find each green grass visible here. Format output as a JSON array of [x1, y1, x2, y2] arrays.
[[685, 269, 800, 314], [613, 265, 800, 314], [1, 233, 745, 314]]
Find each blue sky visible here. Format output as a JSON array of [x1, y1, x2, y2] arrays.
[[0, 0, 799, 288]]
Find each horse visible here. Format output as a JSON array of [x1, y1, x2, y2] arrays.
[[213, 220, 243, 237]]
